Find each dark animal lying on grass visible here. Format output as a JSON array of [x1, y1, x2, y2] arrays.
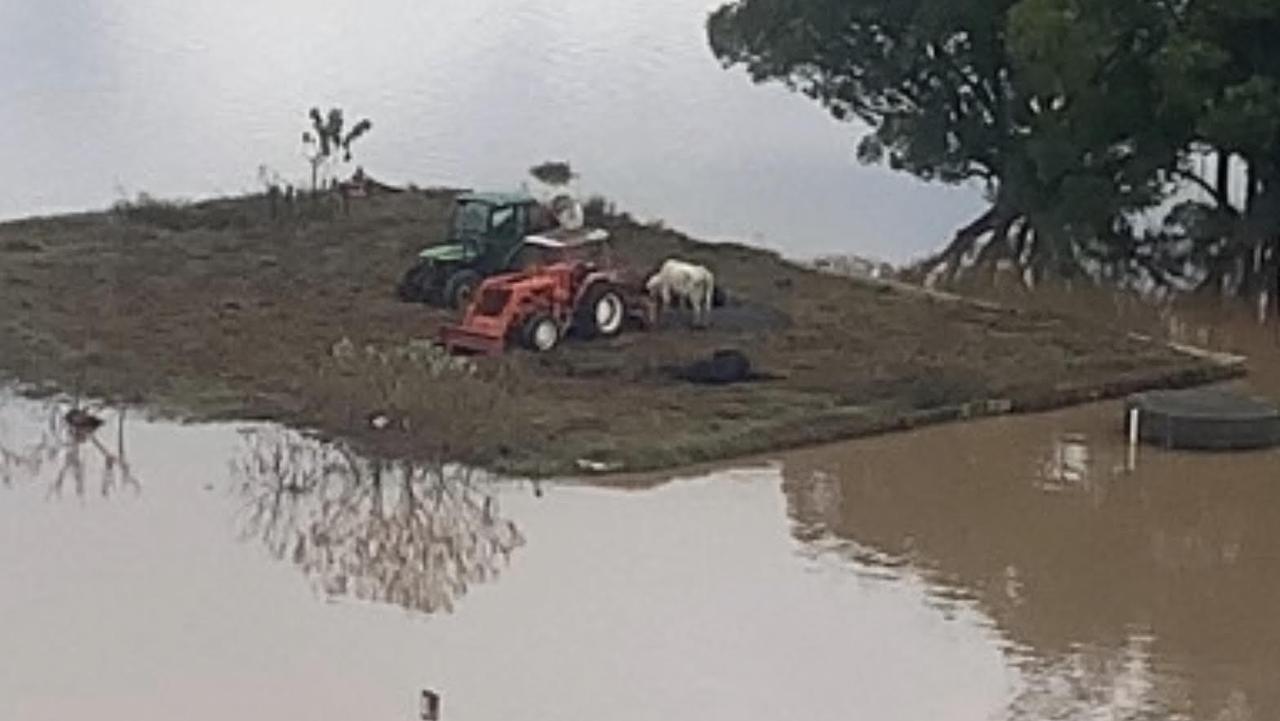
[[670, 349, 781, 385]]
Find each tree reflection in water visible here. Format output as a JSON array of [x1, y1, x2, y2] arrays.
[[232, 428, 525, 615], [0, 404, 139, 499], [781, 422, 1279, 721]]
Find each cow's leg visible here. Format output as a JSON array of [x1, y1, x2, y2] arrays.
[[658, 286, 672, 323], [701, 281, 714, 327]]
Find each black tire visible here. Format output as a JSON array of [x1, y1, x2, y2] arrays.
[[443, 269, 482, 310], [397, 262, 435, 303], [576, 283, 626, 339], [1126, 389, 1280, 450], [521, 312, 561, 352]]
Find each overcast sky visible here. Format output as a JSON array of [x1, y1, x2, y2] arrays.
[[1, 0, 986, 263]]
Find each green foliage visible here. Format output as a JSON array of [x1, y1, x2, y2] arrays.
[[529, 161, 576, 186], [710, 0, 1016, 187], [709, 0, 1280, 296], [707, 0, 1167, 279]]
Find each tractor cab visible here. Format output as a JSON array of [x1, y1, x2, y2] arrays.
[[398, 189, 610, 309], [426, 192, 550, 271], [446, 192, 551, 257], [399, 191, 555, 308]]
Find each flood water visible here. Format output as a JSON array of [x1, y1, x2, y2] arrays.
[[0, 0, 982, 262], [1, 395, 1017, 721], [7, 3, 1280, 717], [4, 346, 1279, 721]]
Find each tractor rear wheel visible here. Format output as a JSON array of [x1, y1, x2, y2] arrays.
[[521, 312, 561, 352], [576, 283, 626, 339], [397, 262, 435, 303], [443, 269, 482, 310]]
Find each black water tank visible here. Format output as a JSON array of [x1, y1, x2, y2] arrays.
[[1125, 388, 1280, 451]]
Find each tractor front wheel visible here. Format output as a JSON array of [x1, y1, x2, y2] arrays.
[[521, 313, 561, 353], [443, 269, 482, 310], [576, 283, 626, 339]]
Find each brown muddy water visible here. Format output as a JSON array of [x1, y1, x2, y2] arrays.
[[2, 393, 1020, 721], [3, 309, 1280, 721]]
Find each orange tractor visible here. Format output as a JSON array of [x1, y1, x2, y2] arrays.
[[439, 260, 653, 354]]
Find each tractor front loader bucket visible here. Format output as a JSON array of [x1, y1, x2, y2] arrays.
[[439, 320, 507, 355]]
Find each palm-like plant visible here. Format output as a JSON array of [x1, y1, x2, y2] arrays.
[[302, 107, 373, 192]]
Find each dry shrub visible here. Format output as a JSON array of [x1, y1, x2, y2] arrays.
[[112, 193, 261, 231], [582, 195, 616, 226], [112, 191, 342, 231], [313, 339, 528, 465]]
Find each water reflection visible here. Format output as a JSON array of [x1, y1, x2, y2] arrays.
[[0, 402, 140, 499], [1038, 433, 1092, 491], [780, 411, 1280, 721], [232, 428, 524, 615], [1007, 635, 1192, 721]]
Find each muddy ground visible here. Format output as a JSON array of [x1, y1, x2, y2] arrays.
[[0, 190, 1240, 475]]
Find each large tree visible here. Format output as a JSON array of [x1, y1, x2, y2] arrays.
[[709, 0, 1024, 280], [710, 0, 1168, 282], [1004, 0, 1189, 286], [1149, 0, 1280, 298], [706, 0, 1240, 290]]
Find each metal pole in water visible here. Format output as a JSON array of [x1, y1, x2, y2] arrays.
[[1127, 407, 1140, 472], [421, 690, 441, 721]]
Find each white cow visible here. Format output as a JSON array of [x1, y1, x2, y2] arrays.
[[645, 258, 716, 327]]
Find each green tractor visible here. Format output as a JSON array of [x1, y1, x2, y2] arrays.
[[398, 191, 572, 309]]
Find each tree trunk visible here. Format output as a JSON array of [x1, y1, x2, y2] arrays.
[[1216, 150, 1231, 209], [921, 205, 1008, 284], [973, 214, 1020, 289], [1245, 160, 1259, 216]]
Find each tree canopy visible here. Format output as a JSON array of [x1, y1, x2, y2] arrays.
[[708, 0, 1280, 297]]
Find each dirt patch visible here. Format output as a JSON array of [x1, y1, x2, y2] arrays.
[[655, 297, 791, 334], [0, 191, 1241, 476], [1, 238, 42, 254]]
